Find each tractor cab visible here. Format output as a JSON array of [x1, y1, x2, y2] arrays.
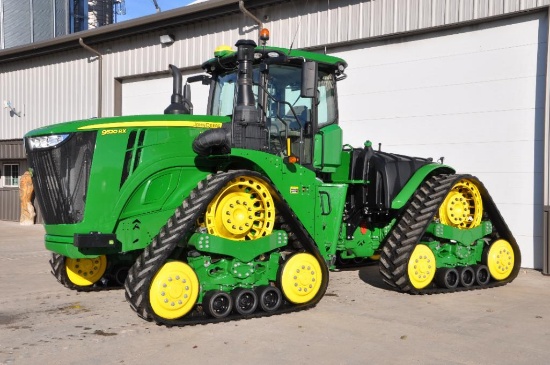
[[199, 40, 347, 171]]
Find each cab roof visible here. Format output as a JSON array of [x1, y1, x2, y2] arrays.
[[202, 44, 348, 75]]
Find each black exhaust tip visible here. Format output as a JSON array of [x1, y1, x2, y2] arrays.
[[164, 64, 191, 114]]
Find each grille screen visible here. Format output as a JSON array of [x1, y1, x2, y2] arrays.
[[26, 132, 96, 224]]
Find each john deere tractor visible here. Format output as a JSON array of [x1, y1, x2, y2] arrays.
[[25, 37, 520, 325]]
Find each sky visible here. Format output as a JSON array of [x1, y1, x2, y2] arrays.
[[116, 0, 208, 22]]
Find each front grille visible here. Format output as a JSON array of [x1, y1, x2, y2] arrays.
[[26, 132, 96, 224]]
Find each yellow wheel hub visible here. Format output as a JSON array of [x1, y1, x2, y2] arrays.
[[280, 253, 323, 304], [205, 176, 275, 240], [486, 239, 514, 281], [439, 179, 483, 229], [149, 261, 199, 320], [65, 255, 107, 286], [407, 245, 436, 289]]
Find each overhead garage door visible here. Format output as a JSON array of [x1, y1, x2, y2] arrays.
[[122, 70, 210, 116], [331, 12, 547, 269]]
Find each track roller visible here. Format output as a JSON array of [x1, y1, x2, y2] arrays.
[[255, 286, 283, 312], [458, 266, 475, 288], [203, 290, 233, 319], [232, 288, 258, 315], [113, 266, 130, 286], [435, 268, 459, 289], [473, 264, 491, 286]]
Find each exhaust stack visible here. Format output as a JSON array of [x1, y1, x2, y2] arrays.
[[164, 64, 192, 114]]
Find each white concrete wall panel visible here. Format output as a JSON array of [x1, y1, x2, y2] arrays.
[[332, 13, 547, 268]]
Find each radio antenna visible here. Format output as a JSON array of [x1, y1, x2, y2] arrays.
[[152, 0, 161, 12], [288, 22, 300, 54], [288, 0, 308, 54]]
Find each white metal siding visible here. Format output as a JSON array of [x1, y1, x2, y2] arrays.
[[332, 12, 547, 269], [0, 0, 548, 262], [121, 71, 210, 116], [3, 1, 550, 140], [0, 50, 98, 139]]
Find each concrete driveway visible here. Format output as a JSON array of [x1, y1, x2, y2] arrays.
[[1, 220, 549, 365]]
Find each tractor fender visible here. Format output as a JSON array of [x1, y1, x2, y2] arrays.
[[390, 163, 455, 210]]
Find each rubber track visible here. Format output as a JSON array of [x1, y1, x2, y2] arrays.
[[379, 173, 521, 294], [50, 253, 75, 289], [124, 170, 329, 326]]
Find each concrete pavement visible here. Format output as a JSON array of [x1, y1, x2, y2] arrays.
[[1, 220, 549, 365]]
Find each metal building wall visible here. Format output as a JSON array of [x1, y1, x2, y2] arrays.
[[0, 50, 99, 139], [1, 0, 550, 230], [0, 139, 19, 221], [0, 140, 43, 222], [0, 190, 20, 221], [3, 0, 550, 139], [99, 0, 550, 118]]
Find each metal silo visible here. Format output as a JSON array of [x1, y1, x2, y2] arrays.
[[0, 0, 116, 49], [0, 0, 72, 49]]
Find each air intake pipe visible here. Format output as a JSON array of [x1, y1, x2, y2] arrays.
[[193, 39, 265, 156], [164, 64, 192, 114], [231, 39, 263, 150]]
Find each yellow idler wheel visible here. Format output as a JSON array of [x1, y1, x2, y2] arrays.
[[486, 239, 514, 281], [280, 253, 323, 304], [407, 245, 436, 289], [205, 175, 275, 240], [438, 178, 483, 229], [65, 255, 107, 286], [149, 261, 199, 320]]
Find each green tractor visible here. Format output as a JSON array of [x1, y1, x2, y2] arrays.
[[25, 38, 520, 325]]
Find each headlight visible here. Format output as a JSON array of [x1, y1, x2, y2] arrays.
[[27, 134, 70, 150]]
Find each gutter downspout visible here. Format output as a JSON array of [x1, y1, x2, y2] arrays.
[[79, 38, 103, 118], [543, 6, 550, 275], [239, 1, 263, 43]]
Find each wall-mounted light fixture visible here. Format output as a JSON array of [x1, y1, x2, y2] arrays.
[[3, 100, 21, 117], [160, 34, 175, 45]]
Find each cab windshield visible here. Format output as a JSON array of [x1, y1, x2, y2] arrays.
[[210, 64, 337, 162]]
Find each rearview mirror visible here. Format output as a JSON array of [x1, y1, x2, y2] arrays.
[[301, 61, 318, 98], [186, 74, 211, 85]]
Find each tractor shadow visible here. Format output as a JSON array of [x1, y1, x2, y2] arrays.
[[345, 263, 398, 292]]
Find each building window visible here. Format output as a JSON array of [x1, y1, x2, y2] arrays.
[[3, 164, 20, 187]]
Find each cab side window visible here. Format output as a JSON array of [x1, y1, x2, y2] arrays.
[[317, 74, 337, 129]]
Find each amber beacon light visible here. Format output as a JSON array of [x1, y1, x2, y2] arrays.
[[260, 28, 270, 45]]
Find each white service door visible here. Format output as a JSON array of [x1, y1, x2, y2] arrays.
[[331, 12, 547, 269]]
